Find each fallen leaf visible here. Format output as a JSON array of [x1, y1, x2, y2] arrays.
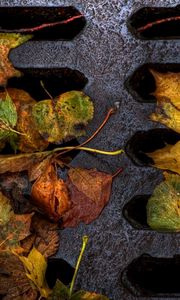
[[62, 168, 112, 228], [47, 279, 69, 300], [18, 247, 51, 298], [31, 164, 71, 221], [0, 191, 13, 225], [27, 214, 60, 258], [32, 91, 94, 143], [150, 97, 180, 134], [0, 192, 33, 252], [0, 92, 18, 140], [147, 172, 180, 231], [0, 251, 37, 300], [28, 156, 52, 182], [146, 141, 180, 175], [0, 88, 36, 111], [71, 291, 109, 300], [16, 101, 49, 152], [0, 151, 50, 174], [0, 33, 32, 86], [150, 69, 180, 109]]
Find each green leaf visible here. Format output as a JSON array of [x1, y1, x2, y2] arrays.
[[48, 280, 69, 300], [32, 91, 94, 143], [147, 172, 180, 232], [71, 290, 109, 300], [0, 92, 18, 140], [18, 247, 51, 298]]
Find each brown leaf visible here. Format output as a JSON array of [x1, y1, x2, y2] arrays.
[[30, 214, 59, 258], [0, 251, 37, 300], [31, 164, 71, 221], [0, 151, 50, 174], [62, 168, 112, 228], [28, 156, 52, 182]]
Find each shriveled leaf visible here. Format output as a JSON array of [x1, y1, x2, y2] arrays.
[[71, 290, 109, 300], [18, 247, 51, 298], [31, 164, 71, 221], [150, 69, 180, 109], [0, 251, 37, 300], [32, 91, 94, 143], [146, 141, 180, 175], [150, 97, 180, 134], [0, 151, 50, 174], [16, 102, 48, 152], [48, 279, 69, 300], [0, 191, 13, 225], [0, 33, 32, 86], [147, 172, 180, 231], [62, 168, 112, 228]]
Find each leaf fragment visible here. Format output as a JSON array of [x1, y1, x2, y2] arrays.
[[62, 168, 112, 228], [0, 191, 13, 225], [146, 141, 180, 175], [18, 247, 51, 298], [147, 172, 180, 231], [0, 33, 32, 86]]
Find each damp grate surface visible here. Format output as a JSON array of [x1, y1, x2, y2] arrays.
[[1, 1, 180, 300]]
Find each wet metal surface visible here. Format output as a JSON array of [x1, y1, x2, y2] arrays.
[[1, 1, 180, 299]]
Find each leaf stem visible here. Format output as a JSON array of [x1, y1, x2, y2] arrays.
[[69, 236, 89, 297], [52, 146, 124, 156]]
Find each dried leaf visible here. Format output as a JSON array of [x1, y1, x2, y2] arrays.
[[18, 247, 51, 298], [31, 164, 71, 221], [28, 156, 52, 182], [0, 251, 37, 300], [147, 172, 180, 231], [0, 33, 32, 86], [62, 168, 112, 228], [32, 91, 94, 143], [0, 151, 50, 174], [0, 88, 36, 111], [29, 214, 59, 258], [16, 101, 49, 152], [150, 69, 180, 109], [146, 141, 180, 175]]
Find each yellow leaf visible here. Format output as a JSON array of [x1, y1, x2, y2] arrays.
[[150, 69, 180, 109], [18, 247, 51, 298], [146, 141, 180, 175]]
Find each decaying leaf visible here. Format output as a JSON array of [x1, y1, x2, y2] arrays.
[[21, 214, 59, 258], [147, 172, 180, 231], [0, 88, 36, 111], [0, 192, 33, 252], [149, 69, 180, 133], [48, 280, 69, 300], [28, 156, 53, 182], [0, 33, 32, 86], [31, 164, 71, 221], [146, 141, 180, 175], [0, 151, 50, 174], [62, 168, 112, 228], [150, 69, 180, 109], [16, 102, 49, 152], [18, 247, 51, 298], [0, 251, 37, 300], [32, 91, 94, 143]]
